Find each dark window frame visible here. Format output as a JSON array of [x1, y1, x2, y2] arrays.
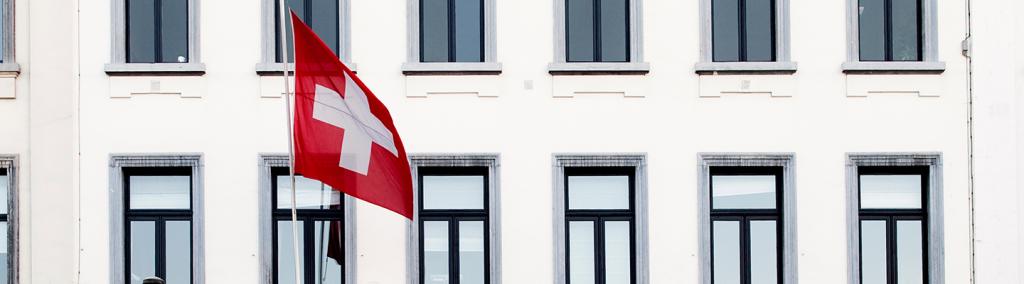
[[418, 0, 486, 63], [564, 0, 632, 63], [125, 0, 191, 63], [270, 167, 346, 284], [416, 166, 491, 284], [708, 166, 784, 284], [857, 0, 923, 62], [856, 166, 929, 284], [123, 166, 194, 284], [564, 166, 637, 284], [710, 0, 778, 62]]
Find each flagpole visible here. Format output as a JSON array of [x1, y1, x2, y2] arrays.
[[277, 1, 303, 284]]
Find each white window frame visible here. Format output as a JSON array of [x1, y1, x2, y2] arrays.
[[552, 153, 649, 284], [407, 154, 502, 284], [257, 0, 352, 75], [842, 0, 945, 72], [697, 153, 798, 284], [258, 154, 357, 284], [402, 0, 501, 74], [0, 155, 19, 284], [0, 0, 18, 73], [108, 154, 205, 284], [106, 0, 205, 75], [549, 0, 649, 74], [696, 0, 796, 73], [846, 153, 945, 284]]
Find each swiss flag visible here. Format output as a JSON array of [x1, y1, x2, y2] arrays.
[[291, 13, 413, 219]]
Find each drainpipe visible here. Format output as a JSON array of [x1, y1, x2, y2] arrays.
[[963, 0, 975, 282]]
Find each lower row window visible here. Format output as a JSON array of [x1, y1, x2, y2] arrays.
[[858, 166, 928, 284], [124, 167, 193, 284], [565, 167, 636, 284], [272, 167, 346, 284], [418, 167, 490, 284]]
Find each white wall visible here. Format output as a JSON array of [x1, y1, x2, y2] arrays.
[[57, 0, 973, 284], [970, 0, 1024, 282]]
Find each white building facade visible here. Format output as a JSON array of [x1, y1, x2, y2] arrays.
[[0, 0, 1020, 283]]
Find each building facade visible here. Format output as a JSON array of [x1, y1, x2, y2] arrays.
[[0, 0, 1019, 283]]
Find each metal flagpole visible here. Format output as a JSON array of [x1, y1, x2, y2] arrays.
[[276, 1, 303, 284]]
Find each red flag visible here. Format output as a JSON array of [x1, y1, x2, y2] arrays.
[[290, 13, 413, 219]]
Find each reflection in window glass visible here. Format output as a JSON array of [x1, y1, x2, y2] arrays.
[[897, 221, 924, 284], [315, 221, 345, 284], [128, 0, 157, 63], [566, 0, 595, 62], [712, 0, 740, 62], [858, 0, 886, 61], [860, 175, 922, 209], [0, 173, 7, 215], [712, 175, 776, 209], [277, 221, 305, 284], [165, 221, 191, 284], [860, 220, 887, 284], [858, 0, 921, 61], [599, 0, 628, 62], [0, 222, 6, 284], [604, 221, 631, 284], [423, 176, 485, 210], [130, 221, 156, 284], [750, 221, 778, 284], [454, 0, 483, 62], [159, 0, 188, 63], [566, 0, 629, 62], [568, 176, 630, 210], [568, 221, 595, 284], [713, 221, 741, 284], [890, 0, 920, 61], [424, 221, 450, 284], [127, 0, 189, 63], [421, 0, 450, 62], [129, 175, 191, 210], [459, 221, 485, 284], [744, 0, 774, 61], [276, 176, 342, 210]]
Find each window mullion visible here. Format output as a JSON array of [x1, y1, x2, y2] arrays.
[[451, 217, 462, 284], [595, 218, 606, 284], [155, 219, 167, 280], [740, 217, 751, 284], [738, 0, 747, 61], [887, 217, 896, 284], [448, 0, 456, 62], [884, 0, 893, 61], [153, 0, 163, 63], [304, 219, 317, 284], [593, 0, 602, 62]]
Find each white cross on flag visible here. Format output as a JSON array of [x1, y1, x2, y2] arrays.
[[291, 13, 413, 219]]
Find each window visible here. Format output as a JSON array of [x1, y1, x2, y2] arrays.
[[0, 0, 18, 72], [699, 154, 795, 284], [846, 154, 943, 284], [709, 167, 782, 284], [409, 154, 500, 284], [110, 155, 203, 284], [260, 0, 350, 74], [418, 167, 490, 284], [550, 0, 647, 73], [554, 154, 649, 284], [108, 0, 202, 74], [844, 0, 942, 71], [271, 168, 346, 284], [697, 0, 793, 72], [420, 0, 483, 63], [124, 167, 194, 284], [403, 0, 498, 74], [0, 157, 16, 284], [857, 167, 928, 284]]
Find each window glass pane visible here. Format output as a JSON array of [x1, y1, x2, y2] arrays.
[[712, 175, 776, 209], [423, 175, 485, 210], [858, 0, 886, 61], [0, 173, 7, 215], [129, 221, 156, 284], [165, 221, 191, 284], [712, 221, 741, 284], [599, 0, 628, 62], [311, 0, 340, 56], [860, 220, 888, 284], [128, 0, 157, 63], [314, 221, 344, 284], [0, 3, 4, 63], [604, 221, 631, 284], [897, 221, 924, 284], [0, 221, 8, 284], [860, 175, 923, 209], [276, 0, 306, 63], [423, 221, 450, 284], [568, 221, 595, 284], [566, 0, 595, 62], [277, 220, 305, 284], [277, 175, 342, 210], [712, 0, 740, 62], [458, 221, 485, 284], [891, 0, 920, 61], [744, 0, 775, 61], [129, 175, 191, 210], [454, 0, 483, 62], [159, 0, 188, 63], [568, 175, 630, 210], [750, 221, 778, 284], [421, 0, 450, 62]]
